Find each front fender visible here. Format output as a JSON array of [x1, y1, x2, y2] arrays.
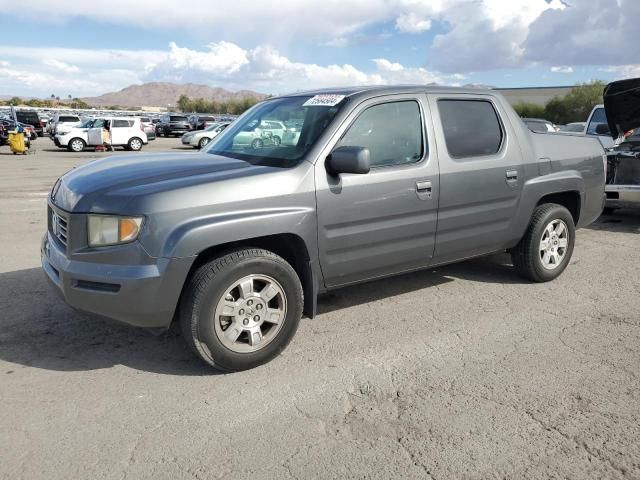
[[161, 206, 317, 259]]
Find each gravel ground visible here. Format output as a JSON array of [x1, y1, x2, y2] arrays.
[[1, 137, 639, 479]]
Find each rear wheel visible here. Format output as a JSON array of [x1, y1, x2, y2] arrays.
[[251, 138, 264, 149], [68, 138, 85, 152], [179, 248, 303, 372], [511, 203, 575, 282]]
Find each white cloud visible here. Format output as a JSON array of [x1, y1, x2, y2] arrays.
[[150, 43, 444, 91], [551, 66, 574, 73], [395, 13, 432, 34], [602, 65, 640, 79], [0, 42, 449, 97], [43, 59, 80, 74], [524, 0, 640, 67]]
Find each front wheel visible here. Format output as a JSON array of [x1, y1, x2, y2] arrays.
[[179, 248, 303, 372], [68, 138, 85, 152], [511, 203, 575, 282], [128, 137, 143, 151], [198, 137, 210, 149]]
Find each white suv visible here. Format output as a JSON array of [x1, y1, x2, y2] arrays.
[[55, 117, 148, 152], [50, 114, 81, 136]]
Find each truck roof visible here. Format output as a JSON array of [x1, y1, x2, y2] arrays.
[[280, 85, 498, 99]]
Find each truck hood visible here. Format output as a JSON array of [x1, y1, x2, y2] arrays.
[[52, 152, 275, 212], [604, 77, 640, 137]]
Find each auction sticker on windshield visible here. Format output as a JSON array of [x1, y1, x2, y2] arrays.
[[303, 94, 346, 107]]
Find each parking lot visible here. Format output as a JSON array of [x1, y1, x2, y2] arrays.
[[1, 136, 639, 479]]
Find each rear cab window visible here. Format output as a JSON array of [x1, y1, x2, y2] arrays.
[[437, 99, 504, 158], [170, 116, 188, 122]]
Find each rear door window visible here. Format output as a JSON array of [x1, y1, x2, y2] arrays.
[[112, 120, 132, 128], [438, 99, 504, 158]]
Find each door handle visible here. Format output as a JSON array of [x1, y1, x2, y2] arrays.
[[416, 180, 432, 192], [506, 170, 518, 181]]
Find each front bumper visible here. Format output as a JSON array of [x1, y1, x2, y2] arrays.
[[605, 185, 640, 209], [41, 231, 194, 329]]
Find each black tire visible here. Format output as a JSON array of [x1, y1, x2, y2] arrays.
[[67, 137, 85, 152], [511, 203, 575, 282], [251, 138, 264, 149], [273, 136, 281, 146], [198, 137, 210, 149], [128, 137, 143, 151], [179, 248, 303, 372]]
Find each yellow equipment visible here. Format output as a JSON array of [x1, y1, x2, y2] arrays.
[[8, 131, 28, 155]]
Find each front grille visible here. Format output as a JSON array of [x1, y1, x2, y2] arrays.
[[49, 207, 69, 247]]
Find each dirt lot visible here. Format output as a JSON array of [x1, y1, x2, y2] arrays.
[[1, 137, 639, 479]]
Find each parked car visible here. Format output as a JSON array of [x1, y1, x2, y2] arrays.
[[584, 104, 615, 149], [522, 118, 557, 133], [0, 118, 37, 140], [15, 110, 45, 136], [51, 114, 81, 136], [156, 114, 192, 136], [232, 119, 287, 149], [191, 114, 218, 130], [181, 122, 230, 149], [559, 122, 586, 133], [53, 118, 96, 150], [138, 117, 156, 141], [42, 85, 605, 372], [601, 78, 640, 213], [55, 117, 148, 152]]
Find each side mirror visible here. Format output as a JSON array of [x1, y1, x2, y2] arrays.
[[595, 123, 611, 136], [326, 146, 371, 176]]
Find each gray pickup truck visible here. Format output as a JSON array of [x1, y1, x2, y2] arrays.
[[42, 86, 605, 371]]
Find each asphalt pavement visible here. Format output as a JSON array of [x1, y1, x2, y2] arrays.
[[1, 137, 639, 479]]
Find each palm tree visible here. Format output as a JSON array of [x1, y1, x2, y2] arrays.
[[50, 94, 55, 99]]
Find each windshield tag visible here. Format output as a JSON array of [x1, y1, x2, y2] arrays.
[[303, 94, 346, 107]]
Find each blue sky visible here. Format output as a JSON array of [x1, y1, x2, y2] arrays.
[[0, 0, 638, 97]]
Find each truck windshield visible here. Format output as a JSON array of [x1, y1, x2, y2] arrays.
[[206, 95, 346, 167]]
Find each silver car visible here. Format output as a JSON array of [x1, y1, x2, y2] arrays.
[[232, 119, 287, 149]]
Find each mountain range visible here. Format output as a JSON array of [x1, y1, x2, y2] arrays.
[[80, 82, 267, 108]]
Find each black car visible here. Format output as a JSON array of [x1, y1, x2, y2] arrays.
[[15, 110, 45, 136], [0, 118, 37, 141], [157, 114, 192, 137]]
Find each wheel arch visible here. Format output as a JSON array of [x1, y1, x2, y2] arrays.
[[176, 233, 317, 322], [535, 190, 581, 226]]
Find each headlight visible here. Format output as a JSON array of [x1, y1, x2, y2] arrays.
[[88, 215, 144, 247]]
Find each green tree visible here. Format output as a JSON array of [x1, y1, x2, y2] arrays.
[[69, 98, 90, 109], [512, 102, 546, 119], [544, 81, 606, 124], [177, 94, 192, 112], [8, 96, 22, 106]]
